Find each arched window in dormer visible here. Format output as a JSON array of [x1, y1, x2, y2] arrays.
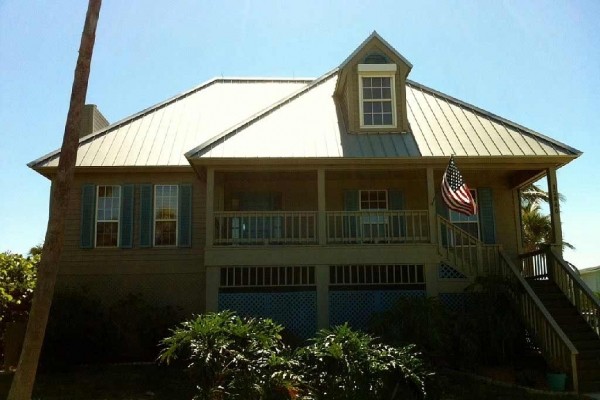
[[362, 52, 391, 64]]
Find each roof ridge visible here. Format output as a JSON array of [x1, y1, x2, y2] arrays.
[[185, 69, 339, 159], [406, 79, 582, 156], [28, 77, 313, 169]]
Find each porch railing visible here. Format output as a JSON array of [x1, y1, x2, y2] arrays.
[[326, 210, 429, 244], [520, 247, 600, 338], [437, 216, 500, 276], [498, 250, 579, 391], [214, 211, 318, 245]]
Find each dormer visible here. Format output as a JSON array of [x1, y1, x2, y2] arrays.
[[334, 32, 412, 134]]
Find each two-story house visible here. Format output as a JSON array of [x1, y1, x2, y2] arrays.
[[29, 32, 599, 391]]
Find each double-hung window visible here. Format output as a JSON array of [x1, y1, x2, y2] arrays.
[[96, 185, 121, 247], [154, 185, 178, 246], [358, 64, 397, 129], [449, 190, 480, 242], [360, 190, 388, 240]]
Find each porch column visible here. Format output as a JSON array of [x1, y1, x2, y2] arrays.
[[318, 168, 327, 245], [205, 267, 219, 312], [426, 167, 438, 244], [206, 167, 215, 247], [315, 264, 329, 329], [512, 188, 524, 254], [546, 167, 563, 252]]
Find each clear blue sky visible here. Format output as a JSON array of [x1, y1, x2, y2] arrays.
[[1, 1, 598, 268]]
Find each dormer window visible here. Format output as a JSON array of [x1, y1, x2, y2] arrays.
[[358, 64, 397, 129]]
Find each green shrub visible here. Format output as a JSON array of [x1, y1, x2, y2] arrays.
[[294, 324, 430, 400], [158, 310, 300, 400]]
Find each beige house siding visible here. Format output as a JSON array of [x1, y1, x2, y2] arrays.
[[55, 169, 207, 315]]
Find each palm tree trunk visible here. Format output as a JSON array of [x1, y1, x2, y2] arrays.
[[7, 1, 102, 398]]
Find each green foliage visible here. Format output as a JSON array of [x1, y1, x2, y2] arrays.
[[371, 277, 531, 371], [158, 311, 299, 400], [293, 324, 429, 400], [0, 251, 39, 324], [370, 297, 450, 358]]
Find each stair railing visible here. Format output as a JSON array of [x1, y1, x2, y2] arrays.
[[547, 248, 600, 339], [499, 250, 579, 392], [437, 215, 500, 276]]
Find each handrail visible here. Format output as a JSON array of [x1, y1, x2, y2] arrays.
[[548, 247, 600, 338], [498, 250, 579, 391], [436, 215, 500, 276]]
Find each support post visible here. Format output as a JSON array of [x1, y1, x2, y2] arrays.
[[315, 265, 329, 329], [318, 169, 327, 245], [426, 167, 438, 244], [425, 263, 439, 297], [513, 188, 524, 255], [205, 267, 219, 312], [546, 167, 563, 253], [206, 168, 215, 247]]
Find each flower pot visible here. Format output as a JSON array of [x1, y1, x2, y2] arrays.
[[546, 372, 567, 391]]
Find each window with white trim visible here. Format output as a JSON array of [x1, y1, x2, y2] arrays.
[[358, 64, 397, 129], [96, 185, 120, 247], [154, 185, 178, 246], [449, 190, 479, 239], [360, 190, 388, 239]]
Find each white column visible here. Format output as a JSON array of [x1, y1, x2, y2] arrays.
[[315, 264, 329, 329], [205, 267, 220, 312], [206, 168, 215, 247], [546, 167, 563, 252], [426, 167, 438, 244], [318, 169, 327, 245]]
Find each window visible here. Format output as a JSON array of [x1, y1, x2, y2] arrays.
[[360, 190, 388, 240], [449, 190, 479, 239], [358, 64, 397, 128], [154, 185, 178, 246], [96, 185, 120, 247]]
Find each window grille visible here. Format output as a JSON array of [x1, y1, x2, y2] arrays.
[[219, 266, 315, 288], [329, 264, 424, 286]]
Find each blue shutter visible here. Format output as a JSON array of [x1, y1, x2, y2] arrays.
[[478, 188, 496, 244], [119, 185, 134, 248], [344, 190, 359, 241], [139, 184, 153, 247], [178, 184, 192, 247], [389, 190, 405, 239], [80, 184, 96, 249]]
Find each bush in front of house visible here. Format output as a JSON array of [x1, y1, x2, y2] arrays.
[[158, 311, 431, 400], [41, 289, 182, 368], [0, 251, 39, 364], [295, 323, 430, 400]]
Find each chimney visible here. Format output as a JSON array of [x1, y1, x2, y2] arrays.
[[79, 104, 109, 138]]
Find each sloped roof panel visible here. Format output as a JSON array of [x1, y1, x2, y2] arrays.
[[32, 79, 310, 168]]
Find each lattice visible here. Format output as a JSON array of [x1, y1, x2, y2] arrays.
[[438, 263, 467, 280], [218, 291, 317, 339], [329, 290, 426, 331]]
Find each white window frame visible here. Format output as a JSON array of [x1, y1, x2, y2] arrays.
[[154, 184, 179, 247], [449, 189, 480, 240], [359, 190, 389, 240], [358, 63, 397, 129], [95, 185, 121, 248]]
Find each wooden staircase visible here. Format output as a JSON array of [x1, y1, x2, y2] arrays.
[[528, 279, 600, 392]]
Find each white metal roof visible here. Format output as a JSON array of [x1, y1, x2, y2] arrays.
[[31, 70, 580, 169]]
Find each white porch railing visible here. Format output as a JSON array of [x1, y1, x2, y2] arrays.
[[214, 211, 318, 245], [326, 210, 429, 244]]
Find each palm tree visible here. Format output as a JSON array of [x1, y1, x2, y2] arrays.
[[520, 184, 573, 252]]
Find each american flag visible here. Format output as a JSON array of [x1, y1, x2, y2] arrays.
[[441, 156, 477, 216]]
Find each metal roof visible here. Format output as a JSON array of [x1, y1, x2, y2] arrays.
[[30, 78, 310, 168], [190, 71, 580, 159], [31, 70, 580, 169]]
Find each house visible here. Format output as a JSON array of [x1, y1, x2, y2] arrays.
[[29, 32, 600, 391], [580, 266, 600, 293]]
